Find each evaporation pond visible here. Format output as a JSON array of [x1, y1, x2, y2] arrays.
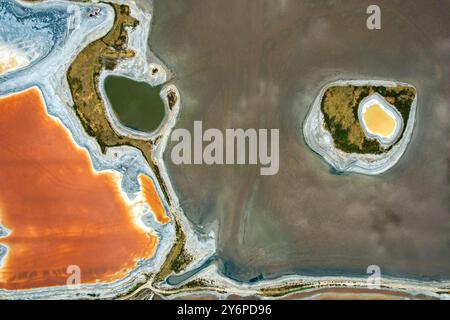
[[104, 75, 165, 132]]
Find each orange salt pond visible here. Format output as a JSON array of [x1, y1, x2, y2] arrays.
[[363, 103, 396, 137], [358, 93, 403, 146], [139, 175, 171, 224], [0, 87, 159, 290]]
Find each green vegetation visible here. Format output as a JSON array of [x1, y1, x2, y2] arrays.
[[320, 85, 416, 154], [259, 283, 314, 297], [24, 0, 188, 298], [175, 279, 227, 295], [66, 2, 190, 293], [66, 3, 172, 203], [166, 89, 178, 110], [154, 218, 193, 283]]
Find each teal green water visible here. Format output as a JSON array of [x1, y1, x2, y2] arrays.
[[104, 75, 165, 132]]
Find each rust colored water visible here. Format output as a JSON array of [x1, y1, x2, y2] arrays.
[[0, 87, 158, 290], [139, 174, 170, 224]]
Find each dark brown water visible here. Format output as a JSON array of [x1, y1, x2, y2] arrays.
[[148, 0, 450, 281]]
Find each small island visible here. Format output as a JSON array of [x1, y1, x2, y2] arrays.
[[303, 80, 417, 175]]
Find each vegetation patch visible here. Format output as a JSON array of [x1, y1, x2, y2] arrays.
[[259, 283, 314, 298], [154, 217, 193, 283], [320, 85, 416, 154], [66, 3, 171, 202]]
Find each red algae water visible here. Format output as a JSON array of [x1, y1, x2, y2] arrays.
[[139, 174, 170, 225], [0, 87, 158, 290]]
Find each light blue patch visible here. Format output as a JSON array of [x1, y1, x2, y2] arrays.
[[0, 0, 70, 78]]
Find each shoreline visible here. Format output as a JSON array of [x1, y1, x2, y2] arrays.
[[155, 263, 450, 300]]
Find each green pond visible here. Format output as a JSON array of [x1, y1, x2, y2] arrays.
[[104, 75, 165, 132]]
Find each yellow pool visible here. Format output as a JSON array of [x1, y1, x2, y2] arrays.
[[363, 103, 396, 137]]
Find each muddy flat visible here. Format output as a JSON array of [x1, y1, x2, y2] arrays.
[[149, 0, 450, 281]]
